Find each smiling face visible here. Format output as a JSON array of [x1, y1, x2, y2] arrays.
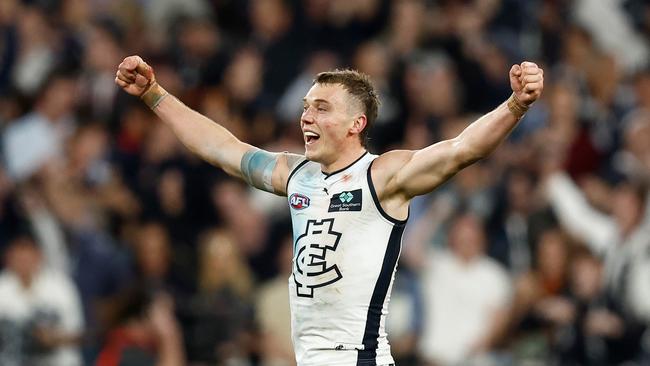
[[301, 83, 366, 166]]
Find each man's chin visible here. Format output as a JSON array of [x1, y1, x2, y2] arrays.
[[304, 149, 320, 162]]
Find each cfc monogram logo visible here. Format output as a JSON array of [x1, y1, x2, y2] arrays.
[[293, 218, 343, 298]]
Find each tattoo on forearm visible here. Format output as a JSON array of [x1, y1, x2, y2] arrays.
[[240, 149, 277, 193]]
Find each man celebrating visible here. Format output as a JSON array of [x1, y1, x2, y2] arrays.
[[115, 56, 543, 365]]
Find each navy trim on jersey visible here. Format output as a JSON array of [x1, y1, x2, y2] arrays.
[[357, 224, 405, 365], [285, 159, 309, 193], [366, 160, 408, 226], [322, 151, 369, 179]]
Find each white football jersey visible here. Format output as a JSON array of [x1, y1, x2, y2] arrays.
[[286, 152, 406, 366]]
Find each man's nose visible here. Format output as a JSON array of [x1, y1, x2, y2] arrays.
[[301, 110, 315, 124]]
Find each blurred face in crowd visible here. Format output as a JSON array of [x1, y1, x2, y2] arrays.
[[203, 232, 238, 281], [158, 168, 186, 216], [85, 24, 121, 72], [5, 237, 42, 287], [223, 49, 263, 104], [39, 76, 79, 120], [571, 254, 602, 301], [199, 230, 252, 295], [212, 180, 248, 216], [623, 112, 650, 170], [136, 223, 171, 279], [449, 214, 486, 263], [354, 42, 389, 80], [537, 229, 568, 280], [301, 83, 365, 165], [179, 19, 219, 59], [144, 123, 179, 164], [507, 170, 534, 214], [404, 56, 459, 119], [250, 0, 291, 40], [549, 82, 579, 123], [635, 71, 650, 108], [70, 124, 109, 173], [612, 183, 644, 235]]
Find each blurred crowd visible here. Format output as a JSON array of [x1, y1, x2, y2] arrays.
[[1, 0, 650, 365]]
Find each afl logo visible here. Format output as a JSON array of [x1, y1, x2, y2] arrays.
[[290, 193, 310, 210]]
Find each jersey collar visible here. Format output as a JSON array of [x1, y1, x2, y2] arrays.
[[321, 151, 369, 180]]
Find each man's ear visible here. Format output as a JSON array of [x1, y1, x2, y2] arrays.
[[349, 115, 367, 135]]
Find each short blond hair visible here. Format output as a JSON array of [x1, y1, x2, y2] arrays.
[[314, 69, 380, 148]]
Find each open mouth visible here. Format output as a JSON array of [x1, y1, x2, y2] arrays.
[[304, 131, 320, 144]]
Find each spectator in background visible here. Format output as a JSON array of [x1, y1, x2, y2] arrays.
[[616, 109, 650, 184], [544, 165, 650, 362], [537, 78, 606, 179], [97, 291, 185, 366], [385, 265, 422, 365], [510, 228, 573, 364], [353, 40, 401, 151], [131, 221, 194, 302], [545, 171, 650, 308], [210, 179, 269, 260], [187, 229, 256, 364], [0, 234, 83, 366], [2, 69, 78, 181], [172, 16, 226, 88], [574, 0, 649, 72], [551, 247, 645, 366], [12, 121, 135, 360], [222, 47, 265, 111], [256, 234, 295, 366], [0, 167, 17, 249], [386, 0, 425, 59], [632, 69, 650, 112], [10, 6, 58, 95], [141, 0, 211, 52], [249, 0, 302, 102], [418, 212, 512, 366], [79, 18, 127, 124], [401, 53, 463, 137], [488, 169, 540, 274]]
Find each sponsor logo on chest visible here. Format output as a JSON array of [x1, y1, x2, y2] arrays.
[[328, 189, 362, 212]]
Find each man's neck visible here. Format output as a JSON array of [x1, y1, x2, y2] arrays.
[[320, 147, 367, 174]]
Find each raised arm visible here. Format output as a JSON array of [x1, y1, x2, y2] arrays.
[[545, 172, 616, 254], [115, 56, 302, 196], [375, 62, 543, 204]]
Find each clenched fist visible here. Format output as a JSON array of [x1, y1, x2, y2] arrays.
[[510, 61, 544, 106], [115, 56, 168, 109], [115, 55, 156, 97]]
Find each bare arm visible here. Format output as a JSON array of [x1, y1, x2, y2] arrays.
[[115, 56, 303, 195], [147, 83, 251, 178], [376, 62, 543, 202]]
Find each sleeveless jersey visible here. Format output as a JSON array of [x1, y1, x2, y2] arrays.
[[286, 152, 407, 366]]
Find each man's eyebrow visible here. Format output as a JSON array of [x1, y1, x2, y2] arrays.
[[302, 98, 331, 105]]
